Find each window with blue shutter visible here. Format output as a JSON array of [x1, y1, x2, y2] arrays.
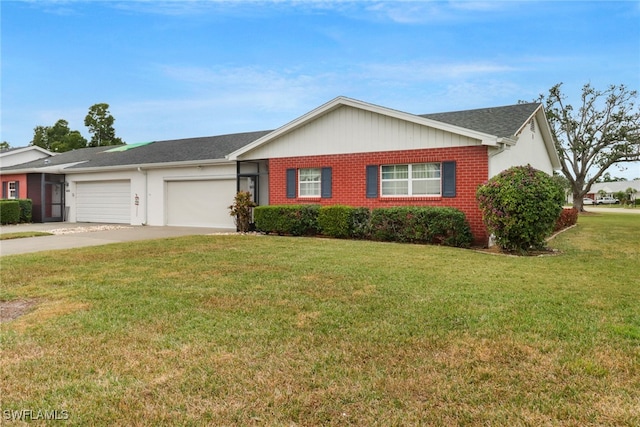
[[442, 161, 456, 197], [321, 167, 332, 198], [366, 165, 378, 198], [286, 169, 296, 199]]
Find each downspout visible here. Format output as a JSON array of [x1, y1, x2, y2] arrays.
[[137, 167, 148, 225]]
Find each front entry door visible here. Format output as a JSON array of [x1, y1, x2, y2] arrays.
[[44, 181, 64, 222]]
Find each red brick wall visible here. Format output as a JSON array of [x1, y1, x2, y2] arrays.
[[1, 174, 28, 199], [269, 146, 490, 245]]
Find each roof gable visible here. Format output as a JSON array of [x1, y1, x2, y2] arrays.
[[229, 96, 500, 160]]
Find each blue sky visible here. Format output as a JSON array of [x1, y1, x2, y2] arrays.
[[2, 0, 639, 178]]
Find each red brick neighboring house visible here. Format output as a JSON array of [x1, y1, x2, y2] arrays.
[[230, 97, 561, 245], [0, 146, 53, 200]]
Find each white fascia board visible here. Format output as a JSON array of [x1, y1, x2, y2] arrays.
[[228, 96, 498, 160]]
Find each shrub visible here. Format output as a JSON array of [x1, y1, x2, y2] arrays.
[[476, 165, 565, 252], [317, 206, 373, 239], [350, 207, 372, 239], [554, 208, 578, 232], [0, 200, 21, 225], [369, 206, 472, 247], [254, 205, 320, 236], [17, 199, 33, 223], [318, 205, 353, 238], [228, 191, 256, 233]]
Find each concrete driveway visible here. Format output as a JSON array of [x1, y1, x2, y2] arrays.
[[0, 223, 235, 256]]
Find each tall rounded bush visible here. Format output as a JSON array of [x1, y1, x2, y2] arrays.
[[476, 165, 564, 252]]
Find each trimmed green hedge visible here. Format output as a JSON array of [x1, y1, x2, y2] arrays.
[[317, 205, 373, 239], [370, 206, 472, 247], [0, 200, 21, 225], [254, 205, 320, 236], [18, 199, 33, 223], [255, 204, 472, 248]]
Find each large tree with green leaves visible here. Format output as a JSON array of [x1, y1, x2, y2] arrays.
[[540, 83, 640, 211], [31, 119, 88, 152], [84, 103, 125, 147]]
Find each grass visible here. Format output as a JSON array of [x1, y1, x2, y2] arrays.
[[1, 213, 639, 426], [0, 231, 53, 240]]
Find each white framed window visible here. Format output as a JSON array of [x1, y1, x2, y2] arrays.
[[8, 181, 17, 199], [298, 168, 321, 197], [381, 163, 441, 196]]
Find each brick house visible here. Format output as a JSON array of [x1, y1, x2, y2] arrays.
[[231, 97, 561, 245]]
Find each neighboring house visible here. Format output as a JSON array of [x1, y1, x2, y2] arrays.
[[0, 96, 561, 245], [230, 97, 560, 244], [0, 146, 54, 200], [587, 181, 640, 202], [0, 133, 270, 227]]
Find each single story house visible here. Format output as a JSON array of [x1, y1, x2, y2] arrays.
[[1, 96, 561, 245], [0, 145, 53, 200], [586, 180, 640, 202]]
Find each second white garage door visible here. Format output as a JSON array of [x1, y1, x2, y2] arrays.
[[76, 180, 131, 224], [166, 180, 236, 228]]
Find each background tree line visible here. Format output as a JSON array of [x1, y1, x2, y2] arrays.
[[30, 103, 125, 152]]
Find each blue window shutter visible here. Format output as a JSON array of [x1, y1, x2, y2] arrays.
[[321, 167, 332, 198], [442, 161, 456, 197], [2, 182, 6, 199], [286, 169, 296, 199], [15, 181, 20, 198], [366, 165, 378, 198]]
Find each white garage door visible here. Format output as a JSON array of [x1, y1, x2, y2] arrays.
[[76, 180, 131, 224], [166, 180, 236, 228]]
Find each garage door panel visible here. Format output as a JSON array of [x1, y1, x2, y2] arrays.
[[76, 181, 131, 224], [166, 180, 236, 228]]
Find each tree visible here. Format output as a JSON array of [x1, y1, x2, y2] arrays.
[[30, 120, 88, 152], [84, 103, 124, 147], [540, 83, 640, 211], [0, 141, 10, 150]]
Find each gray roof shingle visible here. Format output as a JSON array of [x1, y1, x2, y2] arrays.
[[420, 102, 541, 138], [1, 130, 273, 172], [66, 130, 273, 169]]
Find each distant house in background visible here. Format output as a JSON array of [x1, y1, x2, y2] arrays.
[[0, 96, 561, 245], [587, 181, 640, 202], [0, 146, 54, 200]]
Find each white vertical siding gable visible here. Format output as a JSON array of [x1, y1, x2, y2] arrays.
[[244, 105, 482, 159]]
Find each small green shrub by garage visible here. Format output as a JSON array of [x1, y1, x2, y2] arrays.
[[0, 200, 21, 225], [18, 199, 33, 223], [476, 164, 565, 253], [254, 205, 320, 236], [369, 206, 473, 247]]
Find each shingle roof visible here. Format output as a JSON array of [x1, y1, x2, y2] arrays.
[[420, 102, 541, 138], [0, 130, 273, 172], [66, 130, 273, 169]]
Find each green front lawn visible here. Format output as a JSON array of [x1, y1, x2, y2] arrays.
[[1, 214, 638, 425]]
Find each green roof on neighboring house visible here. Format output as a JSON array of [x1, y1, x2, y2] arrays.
[[104, 142, 153, 152]]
